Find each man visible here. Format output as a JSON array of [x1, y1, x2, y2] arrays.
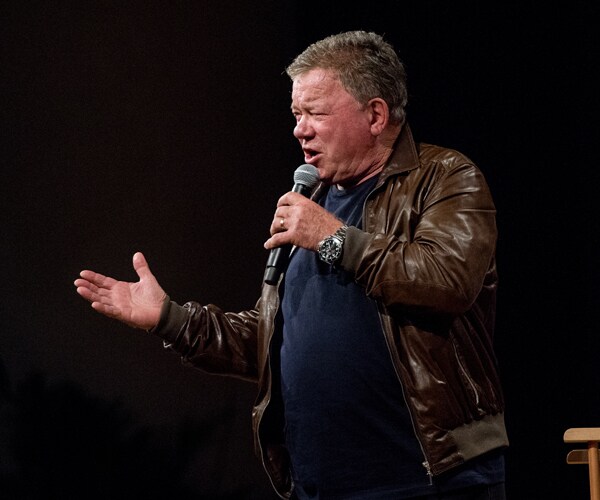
[[75, 31, 508, 499]]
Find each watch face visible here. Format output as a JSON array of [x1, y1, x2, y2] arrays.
[[319, 236, 342, 264]]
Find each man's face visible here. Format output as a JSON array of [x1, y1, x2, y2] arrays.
[[291, 68, 378, 187]]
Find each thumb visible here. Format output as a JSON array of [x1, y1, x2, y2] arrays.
[[132, 251, 153, 280]]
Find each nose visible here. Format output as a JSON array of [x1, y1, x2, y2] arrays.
[[293, 115, 313, 140]]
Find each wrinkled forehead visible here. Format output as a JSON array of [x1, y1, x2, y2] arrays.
[[292, 68, 340, 92], [291, 68, 352, 106]]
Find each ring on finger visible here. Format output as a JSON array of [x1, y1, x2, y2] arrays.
[[280, 217, 285, 229]]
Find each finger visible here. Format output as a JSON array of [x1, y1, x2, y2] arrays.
[[74, 278, 94, 297], [76, 279, 101, 296], [277, 213, 287, 228], [74, 276, 103, 290], [133, 252, 153, 281], [75, 284, 104, 304], [264, 232, 289, 250], [74, 278, 90, 288], [91, 301, 122, 319], [270, 215, 288, 236], [279, 216, 288, 231], [276, 192, 299, 207], [75, 284, 95, 302], [79, 270, 114, 288], [264, 236, 276, 250]]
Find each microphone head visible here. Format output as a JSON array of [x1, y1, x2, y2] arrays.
[[293, 163, 320, 189]]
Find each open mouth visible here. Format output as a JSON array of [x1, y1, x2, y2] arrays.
[[303, 149, 319, 161]]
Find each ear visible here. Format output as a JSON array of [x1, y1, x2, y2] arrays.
[[367, 98, 389, 136]]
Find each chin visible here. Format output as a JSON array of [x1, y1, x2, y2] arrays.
[[317, 172, 334, 185]]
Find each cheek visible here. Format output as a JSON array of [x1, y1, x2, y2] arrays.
[[339, 114, 370, 139], [334, 127, 371, 156]]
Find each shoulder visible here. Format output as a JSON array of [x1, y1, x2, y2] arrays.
[[417, 142, 477, 173]]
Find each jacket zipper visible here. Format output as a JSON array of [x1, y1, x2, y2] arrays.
[[452, 341, 480, 406], [376, 303, 433, 485], [361, 183, 433, 483]]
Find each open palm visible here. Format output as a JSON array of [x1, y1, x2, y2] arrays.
[[75, 252, 166, 330]]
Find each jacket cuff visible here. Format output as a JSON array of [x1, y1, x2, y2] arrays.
[[148, 296, 190, 344], [340, 225, 374, 273]]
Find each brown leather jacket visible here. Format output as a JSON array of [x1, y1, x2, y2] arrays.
[[152, 124, 508, 499]]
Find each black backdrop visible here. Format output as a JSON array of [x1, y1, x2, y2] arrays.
[[2, 2, 598, 498]]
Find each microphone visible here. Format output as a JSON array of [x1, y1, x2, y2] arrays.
[[263, 164, 320, 285]]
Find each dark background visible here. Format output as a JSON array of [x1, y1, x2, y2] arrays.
[[1, 1, 598, 498]]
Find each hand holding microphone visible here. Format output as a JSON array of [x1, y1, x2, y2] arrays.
[[263, 164, 320, 285], [263, 164, 347, 285]]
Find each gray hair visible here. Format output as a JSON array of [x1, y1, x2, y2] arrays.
[[286, 31, 408, 126]]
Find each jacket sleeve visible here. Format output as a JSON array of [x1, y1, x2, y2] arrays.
[[149, 296, 260, 382], [340, 159, 497, 315]]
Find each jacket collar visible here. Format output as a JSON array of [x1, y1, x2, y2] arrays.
[[379, 122, 420, 180]]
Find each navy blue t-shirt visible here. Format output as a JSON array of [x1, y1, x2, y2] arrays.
[[280, 178, 504, 499]]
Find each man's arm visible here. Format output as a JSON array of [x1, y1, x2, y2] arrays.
[[342, 161, 497, 315], [74, 252, 260, 380]]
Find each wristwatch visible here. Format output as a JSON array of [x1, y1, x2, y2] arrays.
[[317, 224, 348, 265]]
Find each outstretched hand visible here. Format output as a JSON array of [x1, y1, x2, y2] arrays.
[[74, 252, 167, 330]]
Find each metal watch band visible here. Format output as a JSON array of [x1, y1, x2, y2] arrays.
[[318, 224, 348, 265]]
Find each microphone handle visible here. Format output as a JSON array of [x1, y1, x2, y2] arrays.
[[263, 245, 292, 285], [263, 181, 314, 285]]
